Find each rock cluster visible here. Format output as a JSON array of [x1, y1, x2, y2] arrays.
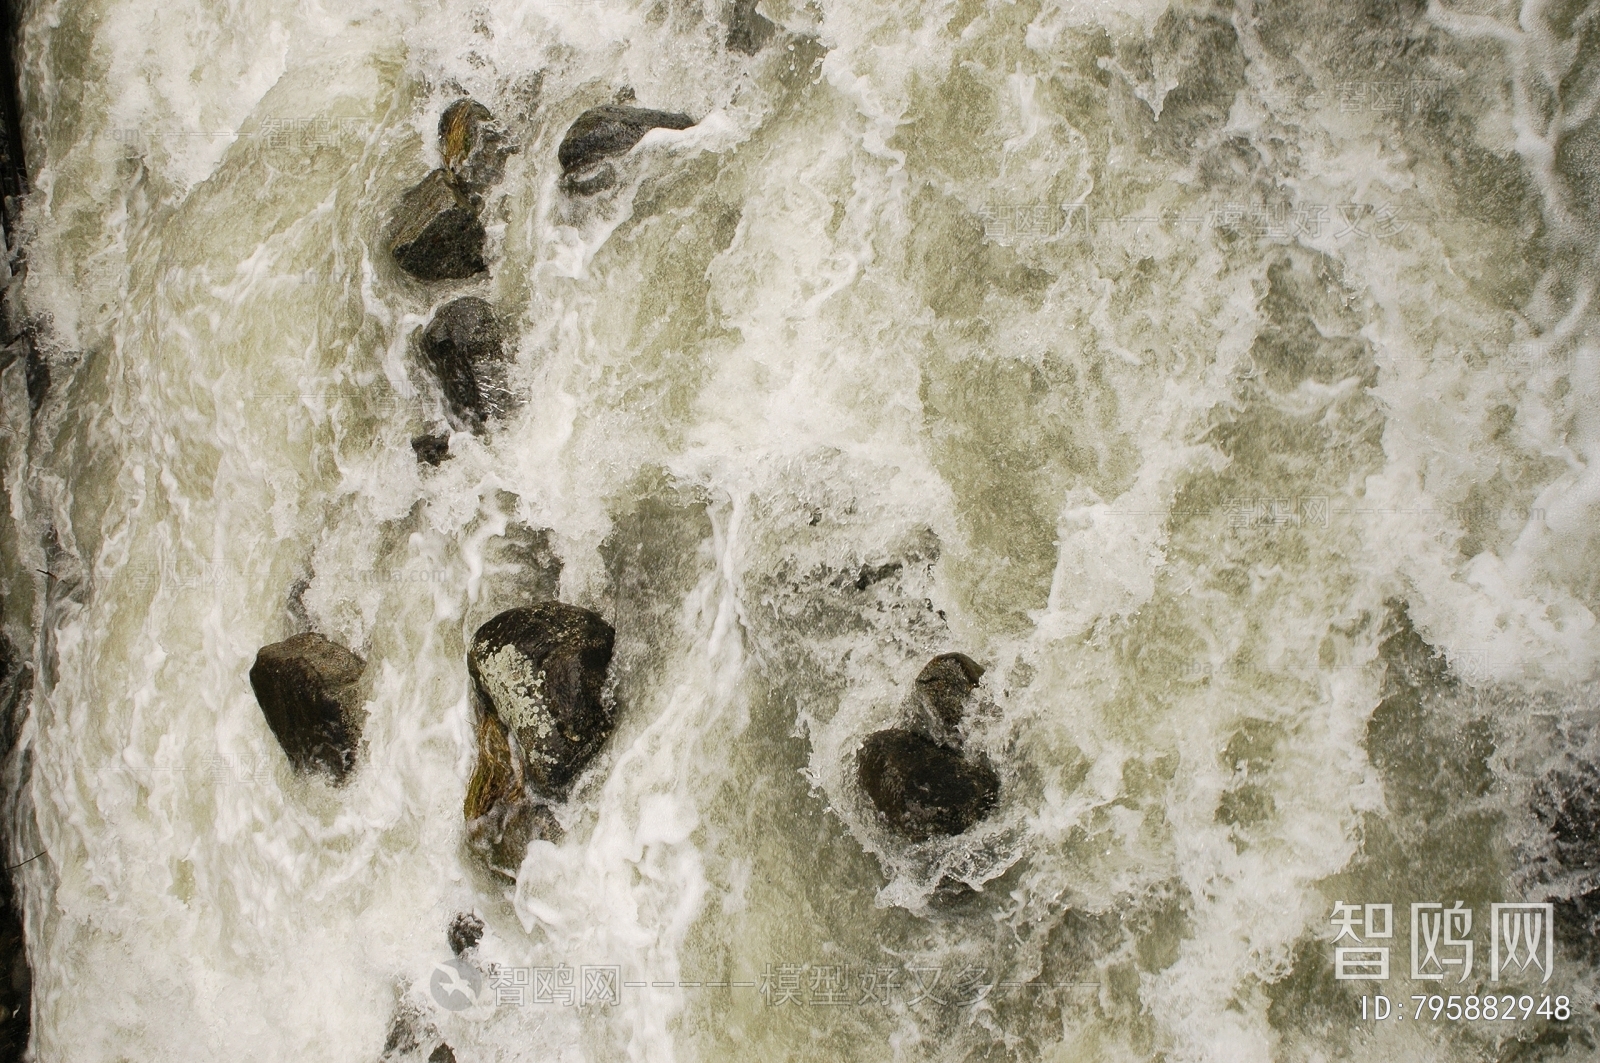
[[856, 653, 999, 841], [463, 602, 616, 874], [385, 98, 520, 448], [248, 632, 367, 782], [388, 98, 512, 281]]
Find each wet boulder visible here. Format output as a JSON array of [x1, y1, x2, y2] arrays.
[[418, 297, 511, 432], [248, 632, 367, 782], [857, 729, 999, 842], [912, 652, 983, 748], [557, 105, 696, 194], [468, 603, 616, 794], [439, 98, 512, 194], [388, 169, 488, 281]]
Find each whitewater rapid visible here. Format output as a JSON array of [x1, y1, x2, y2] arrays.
[[1, 0, 1599, 1060]]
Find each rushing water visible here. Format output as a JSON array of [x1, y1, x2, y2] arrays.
[[2, 0, 1599, 1059]]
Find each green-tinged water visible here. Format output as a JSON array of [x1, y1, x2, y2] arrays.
[[1, 0, 1599, 1060]]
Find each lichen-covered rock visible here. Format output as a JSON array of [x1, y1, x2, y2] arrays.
[[726, 0, 775, 54], [248, 632, 366, 782], [856, 729, 999, 842], [912, 652, 983, 747], [418, 297, 510, 433], [388, 169, 487, 281], [439, 98, 512, 193], [468, 603, 616, 795], [557, 105, 696, 194]]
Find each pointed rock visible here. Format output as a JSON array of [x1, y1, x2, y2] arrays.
[[389, 169, 487, 281], [558, 105, 695, 194], [248, 632, 366, 782], [418, 297, 511, 433]]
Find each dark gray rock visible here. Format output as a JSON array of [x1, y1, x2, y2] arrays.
[[429, 1046, 456, 1063], [248, 632, 367, 782], [557, 105, 696, 194], [388, 169, 487, 281], [912, 652, 983, 747], [439, 98, 512, 193], [468, 603, 615, 795], [411, 432, 451, 466], [726, 0, 775, 54], [857, 729, 999, 842], [447, 912, 483, 956], [418, 297, 510, 433]]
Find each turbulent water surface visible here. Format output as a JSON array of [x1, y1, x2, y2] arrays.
[[3, 0, 1600, 1059]]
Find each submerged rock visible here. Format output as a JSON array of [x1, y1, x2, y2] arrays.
[[439, 98, 512, 193], [468, 603, 616, 795], [912, 652, 983, 748], [856, 652, 998, 841], [557, 105, 695, 194], [388, 169, 487, 281], [249, 633, 367, 781], [418, 297, 510, 433], [857, 729, 999, 842], [380, 1001, 453, 1063], [726, 0, 776, 54], [411, 431, 451, 466]]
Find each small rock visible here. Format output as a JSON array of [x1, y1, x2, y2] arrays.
[[248, 632, 366, 782], [429, 1046, 457, 1063], [557, 105, 696, 194], [389, 169, 487, 281], [439, 98, 512, 193], [447, 912, 484, 956], [856, 729, 999, 841], [412, 432, 451, 466], [468, 603, 616, 795], [912, 652, 984, 747], [726, 0, 775, 54], [418, 297, 511, 433]]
